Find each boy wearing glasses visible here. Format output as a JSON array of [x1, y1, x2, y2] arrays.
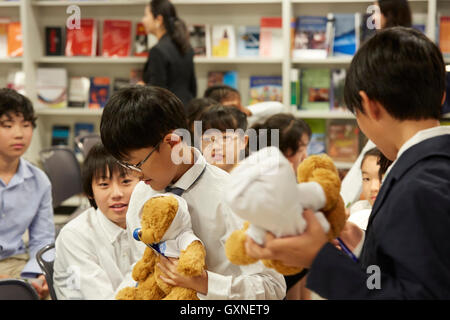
[[100, 86, 286, 299]]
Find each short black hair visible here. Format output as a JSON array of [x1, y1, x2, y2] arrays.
[[82, 143, 128, 209], [200, 104, 248, 134], [100, 85, 187, 160], [203, 84, 240, 104], [378, 0, 412, 28], [186, 97, 219, 128], [0, 88, 37, 127], [250, 113, 311, 157], [344, 27, 445, 120], [361, 147, 382, 169]]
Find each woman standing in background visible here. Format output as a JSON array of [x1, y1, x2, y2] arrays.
[[141, 0, 197, 108]]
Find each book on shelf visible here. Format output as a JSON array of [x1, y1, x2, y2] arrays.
[[330, 68, 346, 112], [249, 75, 282, 105], [134, 22, 153, 57], [45, 26, 64, 56], [299, 68, 331, 111], [304, 118, 326, 155], [65, 18, 97, 57], [237, 26, 260, 57], [292, 16, 330, 59], [7, 21, 22, 57], [207, 71, 238, 89], [68, 76, 90, 108], [259, 17, 282, 58], [440, 16, 450, 55], [189, 24, 211, 57], [36, 68, 68, 109], [330, 13, 360, 57], [89, 77, 110, 109], [0, 18, 9, 58], [113, 77, 131, 93], [326, 119, 360, 163], [102, 19, 132, 57], [51, 125, 70, 146], [290, 68, 300, 108], [211, 25, 236, 58]]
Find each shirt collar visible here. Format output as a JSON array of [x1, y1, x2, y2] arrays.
[[168, 147, 207, 192], [4, 158, 34, 188], [96, 208, 126, 244]]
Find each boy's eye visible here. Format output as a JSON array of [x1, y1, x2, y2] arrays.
[[122, 179, 133, 184], [98, 182, 109, 187], [363, 177, 370, 182]]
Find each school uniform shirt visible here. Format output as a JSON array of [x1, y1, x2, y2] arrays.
[[348, 200, 372, 231], [53, 207, 134, 300], [0, 157, 55, 277], [246, 101, 285, 128], [123, 147, 286, 300], [307, 125, 450, 299]]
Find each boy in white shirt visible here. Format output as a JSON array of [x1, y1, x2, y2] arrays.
[[100, 86, 286, 299], [53, 143, 139, 300]]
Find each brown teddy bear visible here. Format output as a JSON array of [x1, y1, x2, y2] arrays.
[[115, 194, 206, 300], [224, 147, 346, 275]]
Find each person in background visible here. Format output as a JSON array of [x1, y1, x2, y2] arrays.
[[53, 143, 139, 300], [185, 97, 219, 143], [0, 88, 54, 300], [141, 0, 197, 108]]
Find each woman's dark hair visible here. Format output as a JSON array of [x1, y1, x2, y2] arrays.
[[361, 147, 382, 169], [82, 143, 128, 209], [203, 84, 240, 105], [150, 0, 190, 55], [344, 27, 445, 121], [378, 0, 412, 28], [199, 104, 248, 134], [0, 88, 37, 128], [250, 113, 311, 157], [100, 85, 187, 160]]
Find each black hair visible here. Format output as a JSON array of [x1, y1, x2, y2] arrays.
[[82, 143, 128, 209], [250, 113, 311, 157], [0, 88, 37, 128], [378, 0, 412, 28], [344, 27, 445, 121], [200, 104, 248, 134], [186, 97, 219, 129], [378, 153, 393, 180], [100, 85, 187, 161], [361, 147, 382, 169], [150, 0, 190, 55], [203, 84, 240, 104]]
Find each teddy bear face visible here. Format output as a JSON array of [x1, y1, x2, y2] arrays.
[[140, 196, 179, 244]]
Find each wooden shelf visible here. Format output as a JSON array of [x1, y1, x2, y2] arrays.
[[35, 108, 103, 116], [0, 57, 23, 63], [294, 110, 355, 119], [292, 56, 353, 66], [0, 1, 20, 7]]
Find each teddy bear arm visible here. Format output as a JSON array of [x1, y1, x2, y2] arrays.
[[177, 241, 206, 277], [325, 196, 347, 241], [132, 247, 157, 282]]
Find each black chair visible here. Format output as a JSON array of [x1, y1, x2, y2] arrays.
[[0, 279, 39, 300], [36, 243, 57, 300]]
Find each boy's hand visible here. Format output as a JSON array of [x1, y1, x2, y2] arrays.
[[157, 257, 208, 295], [30, 275, 49, 300], [245, 209, 328, 268], [332, 221, 364, 252]]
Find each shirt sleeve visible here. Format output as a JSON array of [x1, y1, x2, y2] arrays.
[[144, 47, 168, 88], [22, 183, 55, 277]]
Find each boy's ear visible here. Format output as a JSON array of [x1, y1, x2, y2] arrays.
[[163, 132, 182, 149], [359, 91, 383, 121]]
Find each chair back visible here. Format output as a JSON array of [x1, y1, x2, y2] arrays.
[[0, 279, 39, 300], [75, 133, 101, 158], [36, 243, 57, 300]]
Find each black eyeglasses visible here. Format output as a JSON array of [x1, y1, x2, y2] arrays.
[[118, 141, 161, 173]]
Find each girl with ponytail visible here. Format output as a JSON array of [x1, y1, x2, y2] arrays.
[[141, 0, 197, 108]]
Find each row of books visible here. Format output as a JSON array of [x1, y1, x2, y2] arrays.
[[0, 20, 22, 57], [47, 19, 156, 57], [35, 67, 143, 109]]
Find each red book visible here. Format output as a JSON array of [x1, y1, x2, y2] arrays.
[[65, 19, 97, 56], [102, 20, 132, 57], [7, 22, 23, 57], [134, 22, 148, 57]]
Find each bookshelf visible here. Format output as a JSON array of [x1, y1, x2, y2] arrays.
[[0, 0, 445, 167]]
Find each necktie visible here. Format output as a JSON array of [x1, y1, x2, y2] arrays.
[[164, 165, 207, 197]]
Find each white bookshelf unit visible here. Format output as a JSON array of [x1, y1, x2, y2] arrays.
[[0, 0, 446, 167]]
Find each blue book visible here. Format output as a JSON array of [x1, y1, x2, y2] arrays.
[[332, 13, 357, 56], [249, 75, 282, 105], [51, 125, 70, 146], [237, 26, 260, 57], [293, 16, 329, 59]]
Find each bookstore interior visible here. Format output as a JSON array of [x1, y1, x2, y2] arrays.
[[1, 0, 449, 174]]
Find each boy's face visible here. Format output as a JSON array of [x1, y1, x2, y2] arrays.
[[0, 112, 33, 160], [361, 155, 381, 206], [91, 169, 139, 228]]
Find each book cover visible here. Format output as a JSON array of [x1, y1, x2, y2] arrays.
[[332, 13, 358, 56], [211, 25, 235, 58], [113, 77, 130, 93], [134, 22, 148, 57], [51, 125, 70, 146], [36, 68, 68, 109], [0, 18, 9, 58], [45, 26, 64, 56], [304, 118, 326, 155], [237, 25, 259, 57], [440, 16, 450, 54], [249, 75, 282, 105], [259, 17, 282, 58], [330, 68, 346, 112], [290, 68, 300, 108], [89, 77, 110, 109], [7, 21, 22, 57], [102, 20, 132, 57], [65, 18, 97, 56], [292, 16, 329, 59], [68, 76, 90, 108], [189, 24, 211, 57], [207, 71, 238, 89], [299, 68, 330, 111], [326, 119, 360, 162]]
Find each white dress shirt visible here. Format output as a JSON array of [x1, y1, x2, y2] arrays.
[[124, 148, 286, 300], [53, 207, 134, 300]]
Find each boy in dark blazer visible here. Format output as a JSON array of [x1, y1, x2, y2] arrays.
[[245, 27, 450, 299]]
